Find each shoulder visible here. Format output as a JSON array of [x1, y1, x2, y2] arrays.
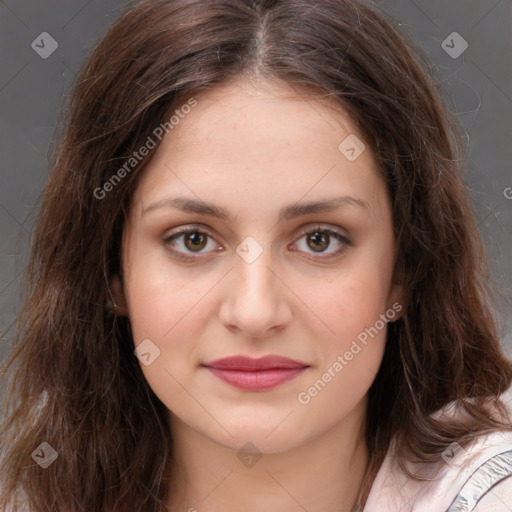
[[448, 444, 512, 512], [471, 473, 512, 512], [364, 425, 512, 511]]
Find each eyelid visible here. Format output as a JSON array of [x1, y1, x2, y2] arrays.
[[162, 223, 222, 261], [294, 223, 351, 244], [163, 223, 216, 239]]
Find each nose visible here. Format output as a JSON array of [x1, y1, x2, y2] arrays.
[[218, 242, 293, 339]]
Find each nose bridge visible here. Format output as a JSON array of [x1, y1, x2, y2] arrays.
[[219, 234, 291, 337], [234, 234, 276, 300]]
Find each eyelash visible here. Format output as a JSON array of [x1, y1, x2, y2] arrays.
[[163, 224, 353, 262]]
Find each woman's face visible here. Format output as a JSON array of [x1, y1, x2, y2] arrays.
[[116, 78, 403, 453]]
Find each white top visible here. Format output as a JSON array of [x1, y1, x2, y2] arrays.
[[364, 401, 512, 512]]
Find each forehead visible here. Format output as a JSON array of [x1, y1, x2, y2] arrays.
[[168, 79, 359, 156], [130, 78, 386, 219]]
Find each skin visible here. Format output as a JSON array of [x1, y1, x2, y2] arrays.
[[113, 78, 404, 512]]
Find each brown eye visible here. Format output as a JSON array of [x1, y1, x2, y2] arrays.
[[291, 225, 352, 259], [306, 231, 330, 252], [183, 231, 208, 252], [163, 226, 219, 259]]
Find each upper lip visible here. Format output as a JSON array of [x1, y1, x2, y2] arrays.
[[203, 355, 309, 371]]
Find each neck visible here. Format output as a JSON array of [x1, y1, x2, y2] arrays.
[[165, 398, 370, 512]]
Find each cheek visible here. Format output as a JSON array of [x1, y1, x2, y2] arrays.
[[125, 249, 211, 343], [294, 269, 391, 415], [291, 248, 394, 411], [126, 271, 213, 414], [299, 257, 393, 346]]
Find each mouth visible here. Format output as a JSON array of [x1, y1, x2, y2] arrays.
[[202, 355, 310, 391]]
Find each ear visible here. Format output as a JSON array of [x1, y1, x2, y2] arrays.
[[110, 274, 129, 316], [387, 282, 406, 322]]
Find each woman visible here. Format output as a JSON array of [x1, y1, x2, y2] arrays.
[[1, 1, 511, 511]]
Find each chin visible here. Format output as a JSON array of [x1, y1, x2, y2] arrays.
[[209, 419, 308, 454]]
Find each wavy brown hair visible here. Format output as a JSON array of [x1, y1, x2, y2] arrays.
[[1, 0, 511, 510]]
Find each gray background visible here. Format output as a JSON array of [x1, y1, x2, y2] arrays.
[[1, 1, 511, 383]]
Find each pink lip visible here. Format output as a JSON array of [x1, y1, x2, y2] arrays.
[[202, 355, 309, 391]]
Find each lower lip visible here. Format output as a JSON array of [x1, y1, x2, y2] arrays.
[[205, 367, 307, 390]]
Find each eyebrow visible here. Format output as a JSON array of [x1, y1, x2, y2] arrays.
[[142, 195, 369, 222]]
